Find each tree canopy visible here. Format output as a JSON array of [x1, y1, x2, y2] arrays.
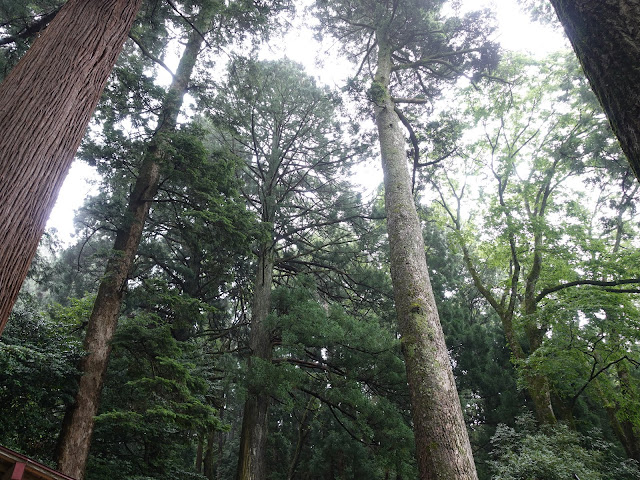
[[1, 2, 640, 480]]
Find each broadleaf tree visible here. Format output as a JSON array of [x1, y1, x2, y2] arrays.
[[427, 52, 640, 457]]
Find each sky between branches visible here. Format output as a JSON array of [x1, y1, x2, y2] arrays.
[[46, 0, 568, 244]]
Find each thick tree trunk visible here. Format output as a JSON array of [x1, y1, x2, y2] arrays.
[[548, 0, 640, 181], [373, 39, 478, 480], [596, 372, 640, 462], [55, 22, 208, 480], [236, 245, 275, 480], [526, 373, 557, 425], [0, 0, 143, 334]]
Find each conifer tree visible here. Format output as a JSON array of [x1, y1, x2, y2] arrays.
[[209, 57, 359, 480], [54, 7, 218, 477], [314, 1, 497, 477]]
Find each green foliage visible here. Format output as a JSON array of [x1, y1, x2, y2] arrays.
[[314, 0, 499, 103], [259, 281, 417, 479], [0, 294, 85, 464], [490, 414, 640, 480], [4, 2, 640, 477], [88, 313, 220, 479], [0, 1, 63, 79]]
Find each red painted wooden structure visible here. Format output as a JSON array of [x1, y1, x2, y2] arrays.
[[0, 446, 75, 480]]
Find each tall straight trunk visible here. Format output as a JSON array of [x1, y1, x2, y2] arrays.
[[55, 18, 210, 479], [548, 0, 640, 182], [236, 244, 275, 480], [197, 434, 205, 474], [0, 0, 143, 334], [373, 39, 477, 480], [204, 430, 216, 480]]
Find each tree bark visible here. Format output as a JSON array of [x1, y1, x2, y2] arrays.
[[373, 38, 478, 480], [521, 229, 557, 425], [287, 397, 315, 480], [0, 0, 144, 334], [236, 244, 275, 480], [204, 429, 216, 480], [548, 0, 640, 181], [55, 17, 209, 479]]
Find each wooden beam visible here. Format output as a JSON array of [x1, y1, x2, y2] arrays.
[[2, 462, 25, 480]]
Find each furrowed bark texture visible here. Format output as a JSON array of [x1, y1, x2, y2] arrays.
[[236, 245, 275, 480], [55, 21, 207, 480], [374, 41, 478, 480], [549, 0, 640, 181], [0, 0, 144, 334]]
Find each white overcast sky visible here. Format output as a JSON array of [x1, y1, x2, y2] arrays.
[[46, 0, 568, 244]]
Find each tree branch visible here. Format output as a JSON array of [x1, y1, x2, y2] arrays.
[[166, 0, 212, 49], [536, 278, 640, 303], [0, 8, 60, 47], [129, 33, 176, 79], [391, 96, 431, 104], [390, 47, 483, 72]]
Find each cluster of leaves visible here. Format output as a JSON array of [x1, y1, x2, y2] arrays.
[[0, 294, 86, 464], [88, 314, 221, 479], [490, 414, 640, 480]]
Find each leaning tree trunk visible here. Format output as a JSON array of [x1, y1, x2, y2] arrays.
[[373, 39, 478, 480], [522, 233, 558, 426], [0, 0, 144, 335], [236, 243, 275, 480], [55, 19, 209, 479], [548, 0, 640, 182]]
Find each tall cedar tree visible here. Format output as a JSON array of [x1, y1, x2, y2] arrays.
[[0, 0, 143, 334], [209, 58, 356, 480], [314, 1, 496, 478], [548, 0, 640, 182], [55, 6, 218, 478]]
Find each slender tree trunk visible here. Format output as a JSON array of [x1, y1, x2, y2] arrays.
[[373, 38, 477, 480], [197, 434, 205, 474], [522, 244, 557, 426], [236, 244, 275, 480], [55, 18, 210, 479], [204, 430, 217, 480], [0, 0, 144, 334], [548, 0, 640, 181], [287, 397, 315, 480]]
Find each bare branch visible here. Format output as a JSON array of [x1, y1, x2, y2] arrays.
[[128, 33, 176, 79], [166, 0, 212, 49]]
